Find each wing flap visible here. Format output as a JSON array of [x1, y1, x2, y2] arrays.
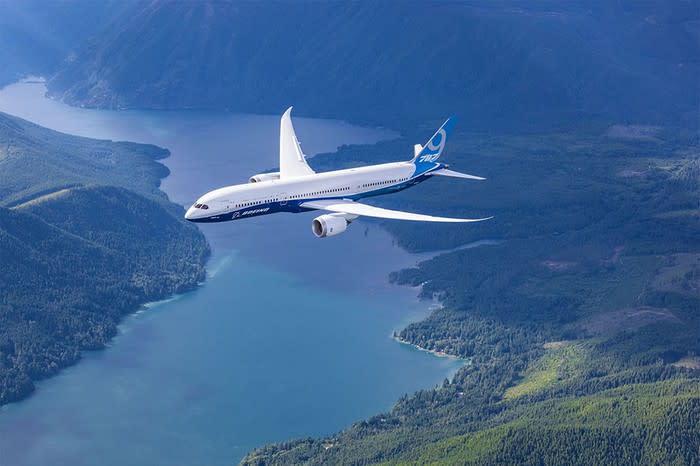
[[301, 199, 492, 223]]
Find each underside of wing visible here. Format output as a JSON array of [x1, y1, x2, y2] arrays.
[[301, 199, 492, 223], [280, 107, 315, 179]]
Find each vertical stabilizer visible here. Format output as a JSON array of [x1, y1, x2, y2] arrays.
[[411, 117, 456, 174], [411, 117, 456, 163], [279, 107, 315, 179]]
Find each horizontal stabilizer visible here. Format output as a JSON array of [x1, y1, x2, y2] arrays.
[[429, 168, 485, 181], [301, 199, 492, 223]]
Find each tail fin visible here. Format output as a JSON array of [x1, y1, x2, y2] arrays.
[[411, 117, 456, 170], [411, 117, 456, 173]]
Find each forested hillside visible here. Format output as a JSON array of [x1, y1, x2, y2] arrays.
[[0, 113, 209, 404], [242, 125, 700, 464], [47, 1, 699, 130], [0, 0, 133, 87], [2, 0, 697, 462], [0, 111, 169, 206]]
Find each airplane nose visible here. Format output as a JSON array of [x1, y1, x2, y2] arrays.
[[185, 206, 196, 221]]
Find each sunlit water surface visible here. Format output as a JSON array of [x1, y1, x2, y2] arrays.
[[0, 82, 465, 466]]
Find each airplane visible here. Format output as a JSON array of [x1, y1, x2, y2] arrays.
[[185, 107, 491, 237]]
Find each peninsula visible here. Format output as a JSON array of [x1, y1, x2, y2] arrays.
[[0, 111, 210, 404]]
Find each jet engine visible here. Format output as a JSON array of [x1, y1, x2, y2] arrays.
[[311, 213, 350, 238], [249, 172, 280, 183]]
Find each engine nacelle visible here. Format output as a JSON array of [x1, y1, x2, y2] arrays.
[[249, 172, 280, 183], [311, 213, 350, 238]]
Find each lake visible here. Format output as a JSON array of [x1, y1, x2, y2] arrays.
[[0, 81, 465, 466]]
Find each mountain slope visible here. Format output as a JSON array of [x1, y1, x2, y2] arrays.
[[0, 0, 133, 87], [0, 112, 209, 405], [242, 380, 700, 466], [48, 1, 699, 129], [0, 110, 169, 207]]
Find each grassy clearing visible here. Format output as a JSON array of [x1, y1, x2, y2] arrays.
[[504, 342, 585, 400], [12, 187, 74, 209]]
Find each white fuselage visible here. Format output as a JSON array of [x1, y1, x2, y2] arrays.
[[185, 160, 438, 223]]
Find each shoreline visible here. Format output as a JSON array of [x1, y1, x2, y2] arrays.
[[121, 251, 230, 328], [0, 82, 469, 465], [0, 102, 211, 407], [386, 240, 499, 365], [392, 334, 471, 363]]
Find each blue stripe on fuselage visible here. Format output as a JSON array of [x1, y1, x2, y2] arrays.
[[187, 172, 436, 223]]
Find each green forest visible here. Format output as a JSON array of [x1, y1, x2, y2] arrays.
[[0, 112, 209, 404], [44, 2, 698, 132], [0, 2, 697, 462], [242, 124, 699, 464]]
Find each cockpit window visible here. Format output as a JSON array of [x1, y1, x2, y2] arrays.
[[194, 203, 202, 208], [201, 204, 209, 209]]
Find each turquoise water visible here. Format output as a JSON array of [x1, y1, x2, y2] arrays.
[[0, 82, 464, 466]]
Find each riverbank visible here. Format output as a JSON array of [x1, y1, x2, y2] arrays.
[[393, 334, 470, 363], [0, 81, 463, 466], [0, 112, 210, 406]]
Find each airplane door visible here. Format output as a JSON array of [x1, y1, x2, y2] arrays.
[[279, 193, 288, 206]]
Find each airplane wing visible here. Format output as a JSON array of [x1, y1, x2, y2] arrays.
[[301, 199, 492, 223], [279, 107, 315, 179], [429, 168, 485, 181]]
